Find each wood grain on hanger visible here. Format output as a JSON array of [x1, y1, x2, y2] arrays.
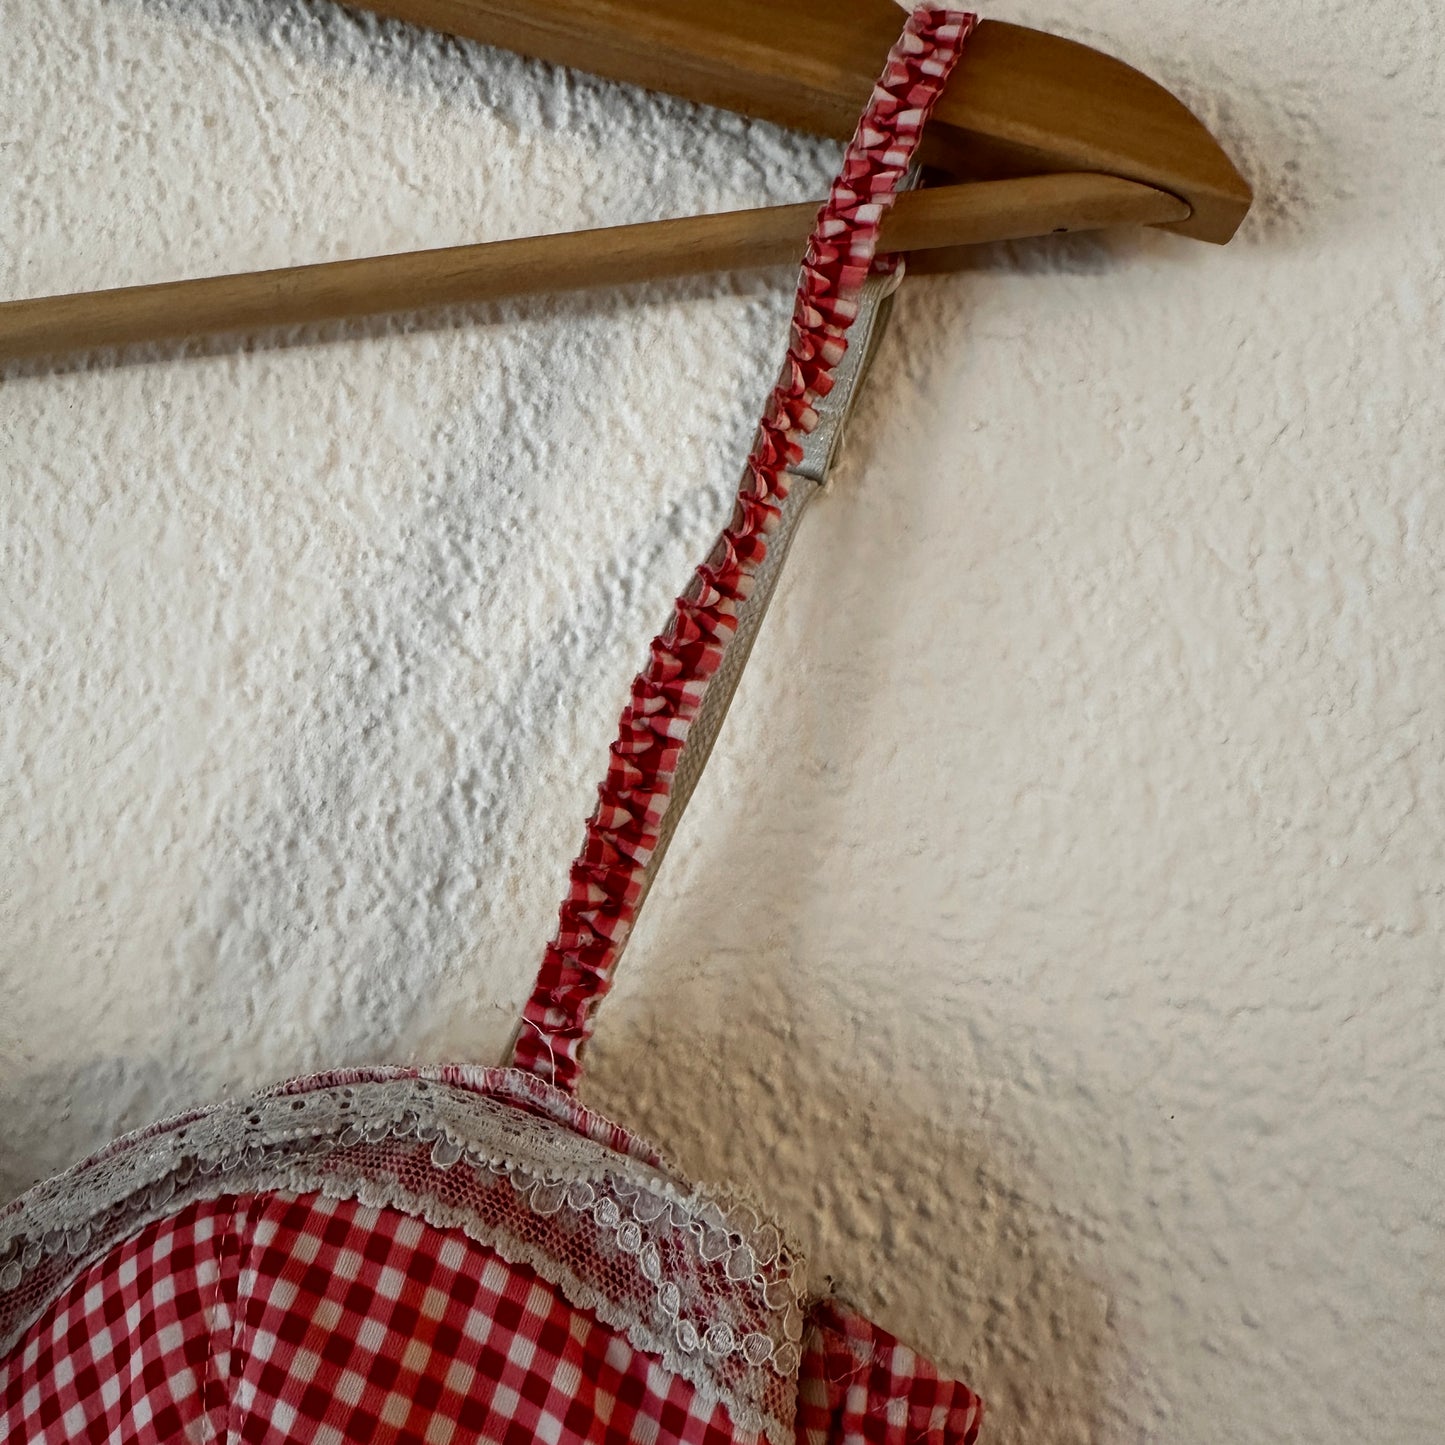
[[0, 176, 1188, 365]]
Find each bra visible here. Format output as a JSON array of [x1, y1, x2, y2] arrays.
[[0, 9, 984, 1442]]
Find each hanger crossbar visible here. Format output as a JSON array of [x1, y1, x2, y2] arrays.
[[0, 174, 1187, 366]]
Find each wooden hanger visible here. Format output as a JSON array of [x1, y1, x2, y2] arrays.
[[0, 2, 1250, 366]]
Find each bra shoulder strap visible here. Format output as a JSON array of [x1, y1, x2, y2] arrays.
[[511, 8, 978, 1092]]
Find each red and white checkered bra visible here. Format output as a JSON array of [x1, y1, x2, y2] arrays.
[[1, 9, 984, 1442]]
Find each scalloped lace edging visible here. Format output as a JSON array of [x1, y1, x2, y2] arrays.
[[0, 1071, 806, 1445]]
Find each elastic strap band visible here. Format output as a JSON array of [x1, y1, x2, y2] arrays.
[[512, 8, 978, 1091]]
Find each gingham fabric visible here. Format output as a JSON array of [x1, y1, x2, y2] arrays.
[[796, 1305, 983, 1445], [3, 1195, 751, 1444], [1, 9, 985, 1443], [3, 1193, 980, 1444]]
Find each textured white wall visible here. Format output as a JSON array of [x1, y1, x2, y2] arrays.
[[2, 1, 1441, 1440]]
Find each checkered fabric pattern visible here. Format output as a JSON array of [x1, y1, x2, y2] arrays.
[[796, 1302, 983, 1445], [3, 1194, 982, 1444], [2, 1193, 754, 1444]]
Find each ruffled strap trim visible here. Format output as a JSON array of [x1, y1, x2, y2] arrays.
[[513, 7, 978, 1092]]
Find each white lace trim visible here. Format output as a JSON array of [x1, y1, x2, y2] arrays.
[[0, 1074, 805, 1445]]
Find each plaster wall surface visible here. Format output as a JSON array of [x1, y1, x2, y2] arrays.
[[2, 2, 1442, 1440]]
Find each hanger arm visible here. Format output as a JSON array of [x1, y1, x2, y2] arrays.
[[0, 174, 1186, 367], [333, 1, 1251, 244]]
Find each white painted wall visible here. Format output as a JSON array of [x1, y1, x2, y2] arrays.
[[2, 2, 1440, 1440]]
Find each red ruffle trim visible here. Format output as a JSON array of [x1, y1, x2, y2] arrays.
[[516, 9, 978, 1091]]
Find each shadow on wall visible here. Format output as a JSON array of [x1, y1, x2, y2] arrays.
[[1, 1000, 1114, 1445], [118, 0, 738, 145], [0, 270, 769, 1194], [0, 1054, 210, 1206], [585, 974, 1113, 1445], [1008, 7, 1334, 247], [571, 306, 1124, 1445], [130, 0, 1324, 253], [1136, 50, 1340, 246]]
